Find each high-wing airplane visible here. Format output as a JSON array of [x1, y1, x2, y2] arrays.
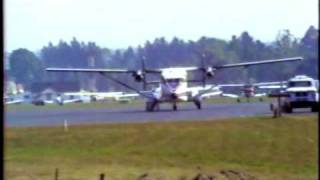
[[63, 91, 124, 101], [46, 56, 302, 111], [4, 96, 24, 105], [219, 81, 287, 102], [113, 92, 140, 103]]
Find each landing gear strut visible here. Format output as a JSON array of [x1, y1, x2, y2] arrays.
[[146, 101, 158, 112], [173, 103, 177, 111], [194, 100, 202, 110]]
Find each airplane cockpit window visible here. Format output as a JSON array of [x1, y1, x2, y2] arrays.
[[167, 78, 182, 88]]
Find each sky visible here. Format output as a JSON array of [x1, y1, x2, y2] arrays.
[[4, 0, 319, 53]]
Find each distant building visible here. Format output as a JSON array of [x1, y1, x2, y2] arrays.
[[31, 81, 81, 101]]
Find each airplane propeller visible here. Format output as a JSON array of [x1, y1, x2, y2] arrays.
[[199, 53, 216, 87], [201, 57, 206, 87], [141, 57, 147, 90], [131, 56, 148, 90]]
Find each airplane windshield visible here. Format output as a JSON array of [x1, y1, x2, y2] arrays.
[[166, 78, 182, 88]]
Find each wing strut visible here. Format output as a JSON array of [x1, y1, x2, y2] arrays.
[[98, 72, 154, 99]]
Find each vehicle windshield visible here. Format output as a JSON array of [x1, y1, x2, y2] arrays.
[[288, 81, 311, 87], [166, 78, 182, 88]]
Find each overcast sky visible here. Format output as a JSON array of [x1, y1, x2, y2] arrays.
[[4, 0, 319, 52]]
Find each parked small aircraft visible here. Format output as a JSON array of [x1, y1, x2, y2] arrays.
[[63, 91, 123, 101], [4, 96, 24, 105], [219, 81, 287, 102], [46, 56, 302, 111]]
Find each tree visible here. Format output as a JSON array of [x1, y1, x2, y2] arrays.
[[9, 48, 43, 89], [298, 26, 319, 78]]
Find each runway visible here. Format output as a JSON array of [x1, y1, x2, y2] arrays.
[[4, 102, 313, 127]]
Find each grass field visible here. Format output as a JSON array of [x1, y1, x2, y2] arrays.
[[5, 96, 273, 112], [5, 115, 317, 180]]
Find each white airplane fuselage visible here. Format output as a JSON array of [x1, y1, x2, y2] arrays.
[[152, 68, 190, 102], [243, 86, 255, 98]]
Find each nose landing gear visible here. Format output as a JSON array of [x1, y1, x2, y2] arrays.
[[193, 100, 202, 110]]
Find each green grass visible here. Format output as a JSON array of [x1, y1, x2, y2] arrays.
[[4, 115, 318, 179], [5, 96, 273, 112]]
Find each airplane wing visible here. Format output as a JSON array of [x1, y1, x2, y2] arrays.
[[200, 90, 223, 99], [62, 99, 82, 103], [47, 57, 302, 74], [47, 68, 157, 100], [46, 67, 161, 74], [189, 85, 222, 99], [99, 73, 156, 100], [46, 67, 136, 73], [43, 100, 56, 104], [64, 91, 123, 98], [217, 83, 245, 87], [253, 93, 267, 97], [113, 92, 141, 102], [5, 99, 24, 105], [220, 93, 239, 98], [213, 57, 303, 69]]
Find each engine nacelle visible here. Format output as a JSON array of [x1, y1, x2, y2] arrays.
[[206, 67, 215, 78], [132, 70, 144, 82]]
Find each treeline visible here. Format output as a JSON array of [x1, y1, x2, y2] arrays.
[[6, 26, 318, 91]]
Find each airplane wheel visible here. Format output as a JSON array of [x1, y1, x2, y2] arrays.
[[270, 103, 274, 111], [155, 104, 160, 111], [259, 98, 263, 102], [286, 107, 292, 113], [146, 102, 155, 112], [197, 102, 202, 110], [311, 105, 318, 112], [237, 99, 240, 103], [194, 100, 202, 110], [173, 104, 177, 111], [282, 103, 292, 113]]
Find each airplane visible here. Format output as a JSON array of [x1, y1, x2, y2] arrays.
[[218, 81, 287, 102], [113, 92, 140, 103], [4, 96, 24, 105], [63, 90, 124, 102], [46, 56, 302, 111], [63, 90, 141, 103]]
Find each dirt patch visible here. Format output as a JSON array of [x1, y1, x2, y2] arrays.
[[219, 169, 258, 180], [136, 169, 258, 180], [137, 173, 167, 180]]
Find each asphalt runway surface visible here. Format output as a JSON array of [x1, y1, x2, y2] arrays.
[[5, 102, 315, 127]]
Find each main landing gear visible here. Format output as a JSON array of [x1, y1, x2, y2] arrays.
[[173, 103, 177, 111], [146, 101, 159, 112], [193, 100, 202, 110]]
